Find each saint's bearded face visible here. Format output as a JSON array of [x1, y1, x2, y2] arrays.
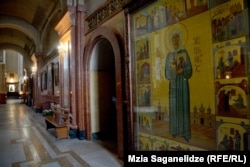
[[172, 33, 180, 50]]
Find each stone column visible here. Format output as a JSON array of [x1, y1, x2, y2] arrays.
[[68, 4, 87, 139], [55, 3, 87, 139], [76, 4, 87, 140], [33, 53, 43, 111]]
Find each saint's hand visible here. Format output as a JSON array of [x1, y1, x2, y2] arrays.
[[177, 68, 184, 74]]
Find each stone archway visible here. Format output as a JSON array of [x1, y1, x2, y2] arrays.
[[82, 26, 124, 159], [89, 38, 117, 153]]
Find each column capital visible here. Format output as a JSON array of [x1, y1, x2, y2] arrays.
[[33, 53, 44, 65]]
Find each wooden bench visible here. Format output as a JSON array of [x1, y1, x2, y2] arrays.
[[45, 106, 70, 140]]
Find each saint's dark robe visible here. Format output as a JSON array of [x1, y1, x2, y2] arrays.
[[165, 48, 192, 140]]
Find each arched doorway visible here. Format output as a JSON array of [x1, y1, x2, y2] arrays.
[[83, 26, 124, 159], [89, 38, 117, 153]]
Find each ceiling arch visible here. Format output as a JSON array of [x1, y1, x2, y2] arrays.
[[0, 17, 37, 56], [0, 0, 66, 58], [0, 16, 39, 44], [0, 27, 35, 56]]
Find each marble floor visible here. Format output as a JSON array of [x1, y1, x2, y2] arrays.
[[0, 99, 123, 167]]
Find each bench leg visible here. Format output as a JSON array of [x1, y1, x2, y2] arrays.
[[55, 127, 69, 140], [45, 120, 55, 130]]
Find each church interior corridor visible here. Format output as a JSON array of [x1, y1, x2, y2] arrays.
[[0, 100, 123, 167]]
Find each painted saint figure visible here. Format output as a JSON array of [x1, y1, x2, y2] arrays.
[[165, 30, 192, 142], [234, 93, 244, 109], [234, 130, 241, 150]]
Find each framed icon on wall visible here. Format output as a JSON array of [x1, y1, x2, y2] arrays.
[[9, 84, 15, 92]]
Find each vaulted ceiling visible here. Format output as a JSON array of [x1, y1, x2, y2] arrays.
[[0, 0, 67, 58]]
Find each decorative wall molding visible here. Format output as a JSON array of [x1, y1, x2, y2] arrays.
[[55, 11, 73, 37], [43, 49, 58, 66], [85, 0, 132, 33]]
